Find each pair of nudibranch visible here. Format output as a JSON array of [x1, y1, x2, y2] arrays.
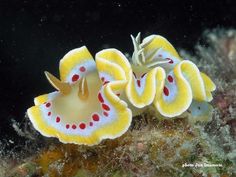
[[27, 33, 215, 145]]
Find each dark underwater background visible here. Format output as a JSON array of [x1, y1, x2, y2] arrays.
[[0, 0, 235, 146]]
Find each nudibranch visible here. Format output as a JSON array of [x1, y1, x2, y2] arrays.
[[27, 34, 216, 145], [139, 34, 216, 117], [27, 46, 132, 145], [95, 33, 216, 118]]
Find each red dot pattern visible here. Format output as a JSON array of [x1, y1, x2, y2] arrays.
[[102, 104, 110, 111], [166, 58, 174, 64], [56, 116, 61, 123], [98, 92, 104, 103], [103, 112, 109, 117], [49, 111, 110, 130], [72, 124, 77, 129], [163, 86, 169, 96], [79, 66, 86, 72], [72, 74, 80, 82], [46, 102, 51, 108], [47, 83, 114, 131], [169, 60, 173, 64], [137, 80, 141, 87], [92, 114, 100, 121], [79, 123, 86, 129], [167, 75, 173, 83]]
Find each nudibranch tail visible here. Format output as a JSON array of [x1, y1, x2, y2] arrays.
[[188, 100, 213, 124], [27, 46, 132, 145]]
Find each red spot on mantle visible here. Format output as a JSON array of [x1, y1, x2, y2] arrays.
[[167, 75, 173, 83], [72, 74, 80, 82], [89, 122, 93, 126], [56, 116, 61, 123], [72, 124, 77, 129], [102, 104, 110, 111], [166, 58, 174, 64], [98, 92, 104, 103], [137, 80, 141, 87], [92, 114, 100, 121], [47, 112, 51, 116], [79, 123, 86, 129], [163, 86, 169, 96], [103, 112, 109, 117], [79, 66, 86, 72], [66, 124, 70, 129], [46, 102, 51, 108]]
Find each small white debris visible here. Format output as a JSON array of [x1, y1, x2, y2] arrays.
[[8, 140, 14, 144]]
